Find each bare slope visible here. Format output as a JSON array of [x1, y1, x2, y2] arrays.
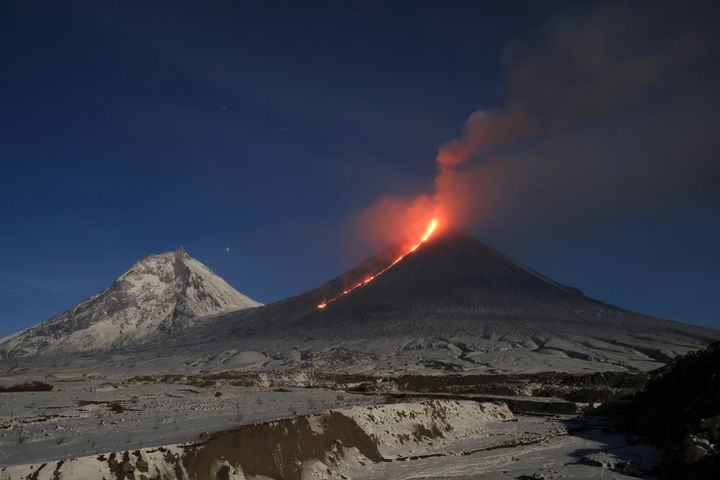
[[0, 249, 261, 357]]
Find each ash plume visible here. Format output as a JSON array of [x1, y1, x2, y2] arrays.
[[351, 0, 720, 246]]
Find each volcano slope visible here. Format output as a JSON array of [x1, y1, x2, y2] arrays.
[[196, 230, 718, 374]]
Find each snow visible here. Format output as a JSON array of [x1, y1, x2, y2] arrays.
[[0, 379, 381, 467], [1, 395, 661, 480], [343, 400, 513, 458], [340, 416, 659, 480]]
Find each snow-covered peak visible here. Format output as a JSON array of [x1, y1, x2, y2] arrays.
[[0, 250, 262, 357]]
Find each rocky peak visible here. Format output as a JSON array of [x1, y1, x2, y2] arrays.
[[0, 250, 262, 357]]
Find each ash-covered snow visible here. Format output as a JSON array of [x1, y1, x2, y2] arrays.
[[342, 400, 513, 458], [0, 249, 261, 357], [0, 376, 379, 468], [1, 395, 660, 480]]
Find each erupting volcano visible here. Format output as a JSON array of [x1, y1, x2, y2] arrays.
[[317, 218, 439, 309], [199, 228, 719, 374]]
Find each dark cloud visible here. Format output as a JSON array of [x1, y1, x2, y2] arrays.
[[505, 2, 712, 125]]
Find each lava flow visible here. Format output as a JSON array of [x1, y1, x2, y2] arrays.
[[317, 218, 439, 310]]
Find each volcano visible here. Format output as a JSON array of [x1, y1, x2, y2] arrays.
[[0, 249, 261, 358], [203, 230, 719, 373]]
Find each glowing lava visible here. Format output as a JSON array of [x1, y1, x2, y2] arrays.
[[317, 218, 439, 310]]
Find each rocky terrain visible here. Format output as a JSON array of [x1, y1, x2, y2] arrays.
[[597, 340, 720, 479], [2, 396, 660, 480]]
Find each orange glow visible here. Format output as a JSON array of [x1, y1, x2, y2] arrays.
[[317, 218, 439, 310]]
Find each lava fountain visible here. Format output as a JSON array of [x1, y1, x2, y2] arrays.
[[317, 218, 439, 310]]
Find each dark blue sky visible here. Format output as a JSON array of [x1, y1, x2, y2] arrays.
[[1, 0, 719, 336]]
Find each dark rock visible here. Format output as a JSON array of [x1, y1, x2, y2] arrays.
[[135, 459, 149, 473]]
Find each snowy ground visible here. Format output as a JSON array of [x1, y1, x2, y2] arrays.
[[0, 378, 382, 467], [0, 373, 662, 480], [341, 415, 660, 479], [1, 397, 660, 479]]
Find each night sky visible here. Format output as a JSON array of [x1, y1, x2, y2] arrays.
[[1, 0, 719, 336]]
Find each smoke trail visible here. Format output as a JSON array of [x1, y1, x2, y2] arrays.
[[351, 0, 719, 248]]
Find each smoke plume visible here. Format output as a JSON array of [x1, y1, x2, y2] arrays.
[[351, 1, 720, 248]]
